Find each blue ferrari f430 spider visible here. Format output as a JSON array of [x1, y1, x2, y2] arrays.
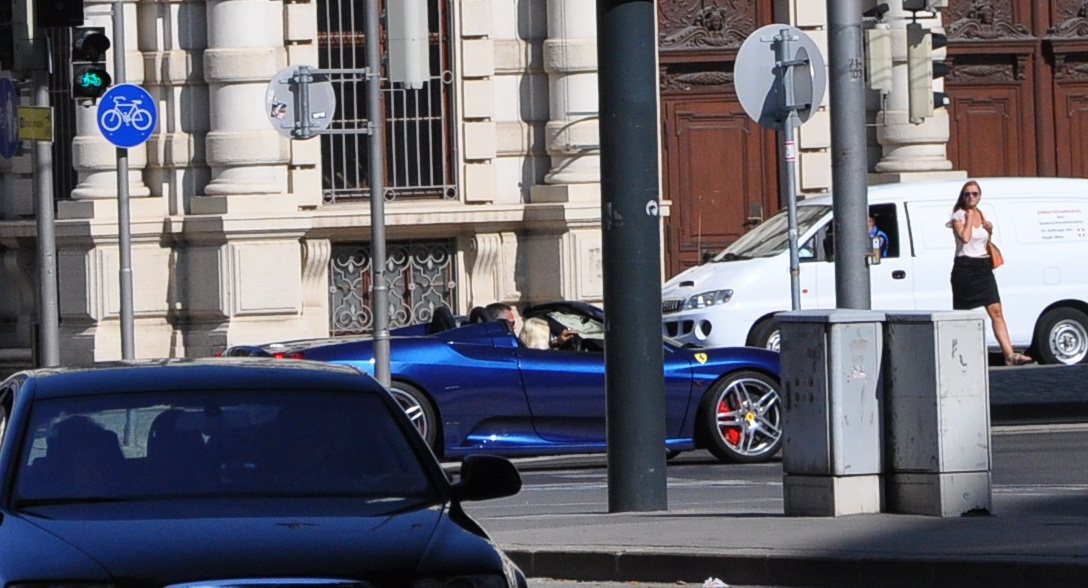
[[225, 301, 783, 464]]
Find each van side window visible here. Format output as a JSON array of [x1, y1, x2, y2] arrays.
[[869, 204, 898, 258]]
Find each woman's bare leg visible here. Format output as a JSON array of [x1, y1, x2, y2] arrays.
[[985, 301, 1025, 361]]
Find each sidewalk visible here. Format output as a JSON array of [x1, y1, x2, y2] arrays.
[[480, 495, 1088, 588], [465, 367, 1088, 588]]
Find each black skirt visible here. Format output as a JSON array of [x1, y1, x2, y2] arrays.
[[950, 256, 1000, 310]]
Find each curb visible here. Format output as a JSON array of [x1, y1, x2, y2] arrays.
[[507, 549, 1088, 588]]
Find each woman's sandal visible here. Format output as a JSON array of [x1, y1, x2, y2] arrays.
[[1005, 352, 1034, 366]]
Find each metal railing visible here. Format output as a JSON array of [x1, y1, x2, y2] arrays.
[[317, 0, 455, 203]]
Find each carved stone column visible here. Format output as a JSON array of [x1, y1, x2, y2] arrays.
[[873, 4, 960, 181], [198, 0, 286, 203], [532, 0, 600, 201]]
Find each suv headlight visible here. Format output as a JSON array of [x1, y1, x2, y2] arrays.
[[683, 289, 733, 309]]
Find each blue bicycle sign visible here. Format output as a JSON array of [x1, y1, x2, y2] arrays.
[[97, 83, 157, 148]]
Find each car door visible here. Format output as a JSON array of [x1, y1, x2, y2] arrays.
[[517, 345, 693, 445], [798, 219, 836, 311], [869, 203, 918, 311]]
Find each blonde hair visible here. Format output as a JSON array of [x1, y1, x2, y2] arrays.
[[519, 317, 552, 350]]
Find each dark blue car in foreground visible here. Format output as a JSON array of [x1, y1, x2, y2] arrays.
[[226, 301, 783, 464], [0, 359, 526, 588]]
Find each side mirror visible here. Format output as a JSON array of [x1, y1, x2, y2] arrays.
[[451, 454, 522, 502], [868, 235, 883, 266]]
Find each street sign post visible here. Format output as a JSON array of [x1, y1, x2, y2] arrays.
[[735, 25, 827, 312], [96, 83, 157, 148], [18, 106, 53, 141], [0, 77, 21, 158]]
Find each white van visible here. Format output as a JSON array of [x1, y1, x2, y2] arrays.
[[661, 177, 1088, 365]]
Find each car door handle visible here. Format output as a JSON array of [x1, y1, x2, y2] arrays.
[[892, 270, 906, 279]]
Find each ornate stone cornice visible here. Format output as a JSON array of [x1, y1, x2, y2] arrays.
[[945, 0, 1031, 41], [659, 0, 755, 51]]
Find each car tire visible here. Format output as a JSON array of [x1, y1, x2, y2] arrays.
[[747, 318, 781, 352], [389, 382, 440, 454], [1032, 307, 1088, 365], [698, 370, 783, 464]]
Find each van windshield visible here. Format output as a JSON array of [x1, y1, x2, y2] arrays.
[[712, 205, 832, 261]]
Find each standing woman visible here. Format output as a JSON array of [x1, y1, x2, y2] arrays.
[[948, 180, 1032, 366]]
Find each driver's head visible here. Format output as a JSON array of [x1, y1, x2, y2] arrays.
[[485, 302, 517, 326]]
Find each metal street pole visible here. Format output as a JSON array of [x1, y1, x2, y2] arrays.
[[598, 0, 667, 513], [365, 0, 389, 387], [827, 0, 871, 309], [33, 40, 60, 366], [776, 30, 802, 311], [113, 0, 134, 358]]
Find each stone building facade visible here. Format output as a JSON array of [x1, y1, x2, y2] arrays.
[[0, 1, 971, 367]]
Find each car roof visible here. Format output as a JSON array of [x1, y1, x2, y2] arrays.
[[799, 177, 1088, 207], [7, 358, 377, 399]]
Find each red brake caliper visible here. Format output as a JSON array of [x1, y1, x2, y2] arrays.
[[719, 397, 742, 446]]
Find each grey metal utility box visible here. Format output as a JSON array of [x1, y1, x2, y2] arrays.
[[883, 311, 992, 516], [778, 310, 885, 516]]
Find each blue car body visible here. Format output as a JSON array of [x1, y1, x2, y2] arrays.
[[227, 302, 783, 463], [0, 359, 526, 588]]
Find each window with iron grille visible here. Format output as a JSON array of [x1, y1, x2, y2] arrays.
[[329, 240, 456, 335], [317, 0, 456, 203]]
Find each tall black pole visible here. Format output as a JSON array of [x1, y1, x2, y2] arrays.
[[597, 0, 667, 513], [827, 0, 871, 309]]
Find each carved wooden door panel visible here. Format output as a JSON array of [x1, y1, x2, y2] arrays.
[[662, 97, 776, 276], [945, 0, 1088, 178], [658, 0, 777, 279]]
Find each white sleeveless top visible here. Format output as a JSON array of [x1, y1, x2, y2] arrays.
[[949, 209, 990, 258]]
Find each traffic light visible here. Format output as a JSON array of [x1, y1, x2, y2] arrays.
[[71, 26, 111, 100], [906, 22, 949, 124]]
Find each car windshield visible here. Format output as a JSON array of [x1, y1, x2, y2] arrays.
[[14, 390, 439, 506], [712, 205, 832, 260], [533, 308, 687, 350]]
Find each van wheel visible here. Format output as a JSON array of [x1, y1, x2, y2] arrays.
[[1032, 308, 1088, 365], [747, 318, 781, 352]]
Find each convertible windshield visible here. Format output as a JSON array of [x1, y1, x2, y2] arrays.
[[15, 390, 438, 505], [712, 205, 831, 260]]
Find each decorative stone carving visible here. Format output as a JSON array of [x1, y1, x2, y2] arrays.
[[660, 68, 732, 92], [945, 61, 1018, 84], [1048, 0, 1088, 37], [945, 0, 1031, 40], [659, 0, 755, 50]]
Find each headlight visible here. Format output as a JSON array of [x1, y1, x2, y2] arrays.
[[683, 289, 733, 309]]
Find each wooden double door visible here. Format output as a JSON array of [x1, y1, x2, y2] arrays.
[[944, 1, 1088, 179], [656, 1, 1088, 279], [658, 1, 778, 279]]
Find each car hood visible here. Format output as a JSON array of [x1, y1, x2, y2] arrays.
[[8, 500, 503, 584], [662, 256, 779, 297]]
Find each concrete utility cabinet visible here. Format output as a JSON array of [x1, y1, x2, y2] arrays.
[[778, 310, 885, 516], [883, 311, 992, 517]]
